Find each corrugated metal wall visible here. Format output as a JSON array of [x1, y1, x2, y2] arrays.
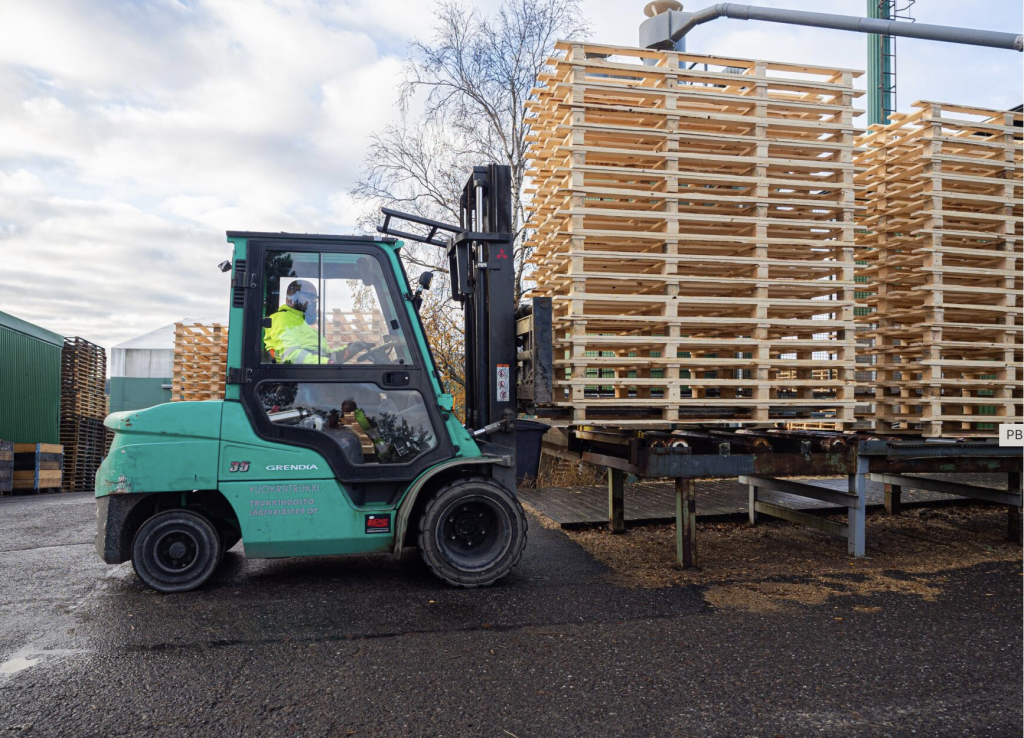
[[0, 326, 62, 444]]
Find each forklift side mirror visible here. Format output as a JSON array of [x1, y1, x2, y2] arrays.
[[418, 271, 433, 290], [218, 260, 232, 273]]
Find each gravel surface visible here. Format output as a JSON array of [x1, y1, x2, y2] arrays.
[[0, 492, 1020, 737]]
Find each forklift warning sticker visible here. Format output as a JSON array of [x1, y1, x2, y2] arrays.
[[365, 514, 392, 534], [496, 364, 510, 402]]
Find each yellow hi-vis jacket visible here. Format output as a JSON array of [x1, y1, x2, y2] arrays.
[[264, 305, 344, 364]]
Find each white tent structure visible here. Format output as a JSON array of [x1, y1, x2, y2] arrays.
[[109, 319, 216, 413]]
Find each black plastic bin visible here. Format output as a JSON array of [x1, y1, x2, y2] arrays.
[[515, 419, 550, 485]]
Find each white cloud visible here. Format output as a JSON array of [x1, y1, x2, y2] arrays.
[[0, 0, 1020, 352], [0, 0, 411, 348], [0, 169, 45, 196]]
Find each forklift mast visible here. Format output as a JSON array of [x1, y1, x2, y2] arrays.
[[378, 164, 530, 489], [458, 165, 515, 434]]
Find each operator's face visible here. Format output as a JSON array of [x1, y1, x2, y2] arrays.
[[292, 291, 318, 325]]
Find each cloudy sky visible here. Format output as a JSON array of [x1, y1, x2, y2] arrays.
[[1, 0, 1021, 350]]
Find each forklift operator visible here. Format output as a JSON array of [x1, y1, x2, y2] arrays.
[[265, 280, 370, 364]]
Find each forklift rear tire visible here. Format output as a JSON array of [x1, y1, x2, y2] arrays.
[[131, 510, 223, 593], [221, 532, 242, 553], [418, 478, 527, 588]]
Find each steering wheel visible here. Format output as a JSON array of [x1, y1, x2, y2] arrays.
[[354, 340, 403, 363]]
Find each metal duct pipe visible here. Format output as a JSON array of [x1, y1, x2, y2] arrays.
[[640, 3, 1023, 52]]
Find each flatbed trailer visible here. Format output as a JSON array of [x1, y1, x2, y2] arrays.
[[564, 427, 1022, 567]]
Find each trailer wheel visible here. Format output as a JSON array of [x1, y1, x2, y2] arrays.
[[131, 510, 223, 593], [418, 478, 527, 588]]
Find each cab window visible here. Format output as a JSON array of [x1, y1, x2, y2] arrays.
[[261, 250, 411, 366], [259, 381, 436, 465]]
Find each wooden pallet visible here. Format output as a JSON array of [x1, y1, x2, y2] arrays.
[[13, 443, 63, 493], [60, 337, 107, 419], [60, 416, 107, 493], [172, 322, 228, 402], [325, 310, 387, 347], [525, 42, 861, 428], [0, 439, 12, 495], [60, 337, 108, 492], [855, 101, 1023, 437]]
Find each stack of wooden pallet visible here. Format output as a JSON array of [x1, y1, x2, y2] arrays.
[[0, 440, 12, 495], [525, 42, 860, 427], [60, 337, 108, 492], [172, 322, 228, 401], [326, 310, 386, 347], [13, 443, 63, 493], [856, 101, 1022, 436]]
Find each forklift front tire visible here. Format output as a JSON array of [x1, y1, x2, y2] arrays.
[[418, 478, 527, 588], [131, 510, 223, 593]]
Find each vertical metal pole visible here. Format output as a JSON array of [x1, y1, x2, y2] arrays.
[[675, 477, 697, 568], [608, 467, 625, 534], [748, 480, 758, 525], [1008, 471, 1021, 544], [866, 0, 894, 126], [848, 454, 868, 557], [884, 482, 902, 515]]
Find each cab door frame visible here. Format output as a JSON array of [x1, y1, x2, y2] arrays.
[[237, 235, 454, 494]]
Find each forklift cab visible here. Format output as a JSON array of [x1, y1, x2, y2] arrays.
[[96, 165, 530, 594], [234, 234, 457, 494]]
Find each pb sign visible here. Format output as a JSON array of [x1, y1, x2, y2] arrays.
[[999, 424, 1024, 447]]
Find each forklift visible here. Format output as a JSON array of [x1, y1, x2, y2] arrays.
[[95, 164, 552, 593]]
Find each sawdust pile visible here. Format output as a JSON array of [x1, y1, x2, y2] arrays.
[[562, 506, 1022, 612]]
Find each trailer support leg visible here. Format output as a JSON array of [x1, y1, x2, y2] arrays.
[[1009, 471, 1021, 544], [848, 455, 867, 557], [884, 482, 902, 515], [608, 467, 625, 534], [675, 477, 697, 568], [748, 480, 759, 525]]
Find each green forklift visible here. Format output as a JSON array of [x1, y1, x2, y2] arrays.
[[95, 165, 553, 592]]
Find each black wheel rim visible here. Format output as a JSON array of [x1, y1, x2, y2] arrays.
[[152, 529, 200, 575], [436, 495, 511, 571]]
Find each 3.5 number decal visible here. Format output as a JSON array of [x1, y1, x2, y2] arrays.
[[228, 461, 251, 473]]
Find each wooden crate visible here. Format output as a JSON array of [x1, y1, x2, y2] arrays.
[[172, 322, 228, 402], [525, 42, 861, 428], [13, 443, 63, 493], [855, 101, 1023, 437], [0, 440, 12, 495]]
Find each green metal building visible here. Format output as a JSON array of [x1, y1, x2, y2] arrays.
[[0, 310, 63, 444]]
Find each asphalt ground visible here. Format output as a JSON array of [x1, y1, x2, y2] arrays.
[[0, 492, 1020, 737]]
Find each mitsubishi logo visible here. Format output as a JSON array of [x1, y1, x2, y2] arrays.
[[496, 247, 509, 260]]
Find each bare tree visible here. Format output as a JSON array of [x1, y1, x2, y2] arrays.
[[351, 0, 588, 417], [353, 0, 590, 298]]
